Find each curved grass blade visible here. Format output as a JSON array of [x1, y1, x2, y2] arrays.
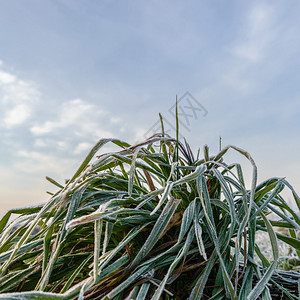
[[66, 138, 130, 187]]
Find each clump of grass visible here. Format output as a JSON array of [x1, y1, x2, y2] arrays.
[[0, 132, 299, 299]]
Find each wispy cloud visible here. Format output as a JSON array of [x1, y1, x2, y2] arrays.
[[15, 150, 77, 175], [233, 4, 275, 62]]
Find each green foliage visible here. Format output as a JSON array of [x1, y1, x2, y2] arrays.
[[0, 133, 299, 299]]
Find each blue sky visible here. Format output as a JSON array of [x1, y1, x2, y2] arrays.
[[0, 0, 300, 214]]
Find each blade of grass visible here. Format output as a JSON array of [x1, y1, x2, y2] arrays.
[[130, 197, 181, 269], [247, 212, 279, 300], [61, 254, 93, 293]]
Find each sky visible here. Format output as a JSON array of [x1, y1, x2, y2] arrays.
[[0, 0, 300, 215]]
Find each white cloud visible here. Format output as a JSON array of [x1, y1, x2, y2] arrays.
[[57, 141, 69, 150], [249, 4, 271, 35], [0, 62, 39, 128], [31, 121, 56, 135], [0, 70, 16, 84], [34, 138, 70, 150], [31, 98, 114, 138], [74, 142, 93, 154], [34, 138, 48, 147], [233, 4, 274, 62], [15, 150, 77, 175], [3, 104, 31, 127], [31, 98, 94, 134]]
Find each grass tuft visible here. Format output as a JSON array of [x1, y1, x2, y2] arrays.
[[0, 131, 299, 299]]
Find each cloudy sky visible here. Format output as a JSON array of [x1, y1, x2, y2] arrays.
[[0, 0, 300, 215]]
